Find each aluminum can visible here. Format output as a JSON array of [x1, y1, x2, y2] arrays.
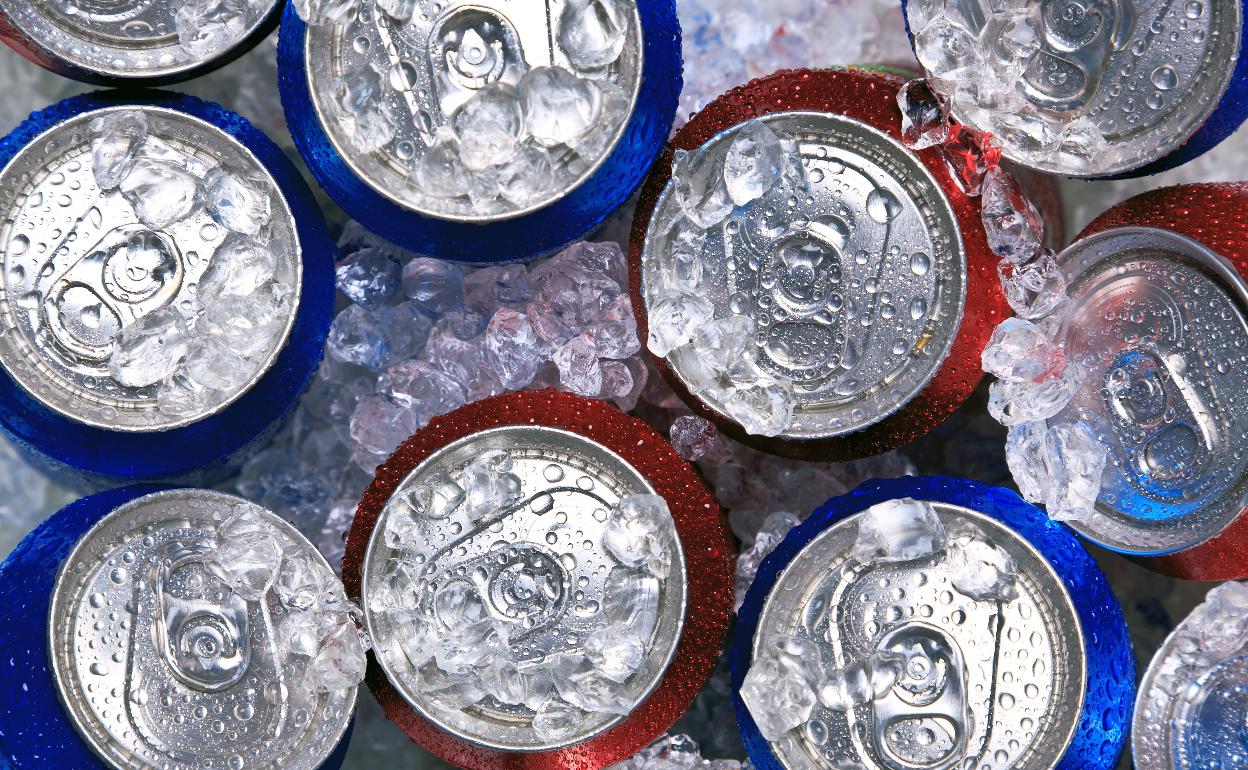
[[0, 486, 356, 769], [0, 0, 282, 85], [731, 475, 1134, 770], [0, 92, 335, 487], [629, 67, 1006, 462], [277, 0, 681, 262], [343, 390, 734, 770]]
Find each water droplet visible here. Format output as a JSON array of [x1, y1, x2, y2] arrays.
[[866, 188, 902, 223], [909, 297, 928, 320], [542, 464, 564, 482], [909, 251, 930, 276], [10, 234, 29, 256], [1151, 65, 1178, 90], [389, 61, 419, 91]]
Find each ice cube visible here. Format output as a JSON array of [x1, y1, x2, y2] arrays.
[[107, 308, 189, 388], [897, 79, 948, 150], [335, 248, 401, 309], [204, 165, 272, 236], [817, 652, 905, 711], [998, 252, 1067, 320], [521, 67, 602, 147], [719, 379, 795, 437], [601, 566, 659, 640], [739, 654, 816, 740], [532, 695, 584, 741], [671, 148, 733, 229], [292, 0, 358, 25], [213, 507, 283, 599], [402, 258, 464, 313], [305, 618, 368, 692], [326, 303, 432, 370], [174, 0, 248, 57], [198, 235, 277, 300], [349, 394, 419, 456], [497, 142, 555, 208], [1043, 421, 1107, 524], [275, 551, 335, 612], [458, 449, 523, 520], [669, 415, 717, 461], [981, 317, 1064, 382], [1005, 420, 1050, 504], [853, 498, 945, 564], [553, 333, 603, 396], [335, 65, 397, 153], [584, 626, 646, 683], [556, 0, 630, 70], [453, 83, 525, 172], [484, 307, 545, 389], [914, 18, 984, 82], [379, 360, 467, 424], [723, 120, 785, 206], [551, 654, 633, 715], [647, 294, 714, 358], [90, 110, 147, 191], [602, 494, 673, 577], [412, 129, 472, 200], [376, 0, 416, 22], [987, 364, 1081, 425], [118, 157, 204, 230], [480, 655, 554, 709], [198, 285, 288, 358], [980, 167, 1044, 264]]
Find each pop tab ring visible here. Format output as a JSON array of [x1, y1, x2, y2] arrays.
[[343, 390, 733, 770], [628, 67, 1007, 462], [276, 0, 681, 262], [730, 475, 1134, 770], [0, 485, 354, 770], [1061, 182, 1248, 580]]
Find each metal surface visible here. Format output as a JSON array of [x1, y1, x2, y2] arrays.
[[0, 105, 302, 432], [46, 488, 356, 770], [942, 0, 1241, 177], [1052, 226, 1248, 554], [640, 111, 967, 440], [0, 0, 278, 80], [361, 425, 689, 752], [302, 0, 644, 222], [752, 502, 1086, 770]]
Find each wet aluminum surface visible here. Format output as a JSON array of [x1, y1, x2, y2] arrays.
[[47, 489, 356, 770], [753, 503, 1086, 770], [0, 0, 276, 80], [945, 0, 1240, 176], [302, 0, 643, 222], [1052, 226, 1248, 554], [641, 111, 967, 440], [0, 105, 302, 432], [361, 425, 688, 752]]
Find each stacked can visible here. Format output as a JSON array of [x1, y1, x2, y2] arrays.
[[732, 476, 1134, 770], [278, 0, 681, 262], [901, 0, 1248, 177], [0, 487, 364, 768], [0, 92, 335, 487], [343, 390, 733, 769], [630, 67, 1007, 461]]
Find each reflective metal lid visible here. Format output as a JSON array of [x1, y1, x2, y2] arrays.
[[640, 111, 966, 441], [0, 0, 278, 81], [751, 501, 1085, 769], [361, 424, 688, 752], [47, 489, 357, 770], [1051, 226, 1248, 554], [302, 0, 644, 223], [0, 105, 302, 432]]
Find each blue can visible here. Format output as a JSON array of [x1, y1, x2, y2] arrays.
[[0, 486, 357, 769], [732, 476, 1134, 770], [0, 91, 334, 488], [277, 0, 681, 262]]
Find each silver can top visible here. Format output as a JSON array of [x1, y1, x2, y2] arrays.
[[743, 499, 1085, 769], [1134, 580, 1248, 770], [1050, 226, 1248, 554], [48, 489, 361, 770], [905, 0, 1242, 176], [302, 0, 644, 222], [0, 105, 302, 432], [361, 425, 688, 751], [0, 0, 278, 81], [640, 112, 966, 440]]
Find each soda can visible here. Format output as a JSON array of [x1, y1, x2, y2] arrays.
[[0, 92, 335, 487], [0, 486, 359, 769], [0, 0, 283, 85], [343, 390, 733, 770], [277, 0, 681, 262], [731, 475, 1134, 770], [1134, 580, 1248, 770], [900, 0, 1248, 178], [1036, 183, 1248, 579], [629, 67, 1007, 461]]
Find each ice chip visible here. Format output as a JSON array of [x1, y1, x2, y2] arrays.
[[980, 166, 1044, 264], [669, 415, 717, 461], [719, 379, 795, 437], [853, 498, 945, 563], [204, 165, 272, 236], [335, 248, 401, 309], [740, 654, 816, 740], [945, 522, 1019, 601], [987, 364, 1081, 425], [998, 252, 1067, 320], [1043, 421, 1107, 524], [647, 294, 714, 358], [498, 142, 555, 208], [213, 508, 283, 599], [1005, 420, 1051, 504], [335, 64, 398, 153], [464, 264, 532, 313], [521, 67, 602, 147], [553, 333, 603, 396], [671, 148, 733, 228], [583, 626, 646, 683], [723, 120, 785, 206], [897, 79, 949, 150], [602, 494, 673, 577], [532, 695, 584, 741], [379, 360, 467, 423], [402, 258, 464, 313], [118, 157, 203, 230], [306, 617, 369, 692], [453, 83, 525, 172], [275, 551, 335, 612], [349, 394, 419, 456], [817, 652, 905, 711], [198, 286, 288, 358], [459, 450, 523, 520], [981, 317, 1065, 382], [480, 656, 554, 709], [376, 0, 416, 22], [90, 110, 147, 191], [914, 17, 984, 81], [551, 654, 633, 715], [327, 303, 431, 369], [107, 307, 189, 388], [174, 0, 248, 57], [485, 307, 545, 389], [198, 234, 277, 300], [412, 129, 472, 200], [557, 0, 630, 70], [602, 566, 660, 639]]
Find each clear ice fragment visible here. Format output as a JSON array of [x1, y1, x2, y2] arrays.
[[853, 498, 945, 563], [557, 0, 630, 70], [107, 308, 188, 388], [602, 494, 673, 577], [723, 120, 785, 206], [204, 165, 272, 236]]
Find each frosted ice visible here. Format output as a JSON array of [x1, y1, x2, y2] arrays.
[[552, 654, 634, 714], [980, 317, 1064, 383], [945, 522, 1019, 601], [817, 651, 904, 711], [350, 394, 419, 456], [647, 294, 714, 358], [853, 498, 945, 564], [602, 566, 659, 639], [1005, 420, 1050, 504], [213, 508, 283, 599], [602, 494, 673, 577], [1043, 421, 1107, 524], [174, 0, 248, 57], [998, 252, 1067, 319], [198, 285, 289, 358], [981, 167, 1044, 264], [275, 551, 336, 612], [454, 84, 525, 172], [669, 415, 717, 461], [485, 307, 545, 389], [554, 334, 603, 396], [987, 364, 1082, 426], [327, 303, 431, 370], [584, 626, 646, 683], [719, 379, 795, 437], [336, 248, 401, 309], [464, 264, 531, 314], [336, 65, 397, 153], [90, 110, 147, 191], [198, 234, 277, 300], [557, 0, 630, 70], [204, 165, 272, 236], [914, 18, 983, 83], [118, 157, 204, 230], [292, 0, 358, 25], [723, 120, 785, 206], [108, 308, 189, 388], [532, 695, 583, 741], [734, 510, 800, 609], [739, 652, 816, 740], [521, 67, 601, 147]]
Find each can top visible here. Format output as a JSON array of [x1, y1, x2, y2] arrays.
[[1051, 226, 1248, 555], [1134, 580, 1248, 770], [742, 497, 1085, 769], [300, 0, 644, 223], [361, 423, 688, 752], [47, 488, 359, 770], [0, 0, 278, 81], [0, 104, 303, 433], [639, 111, 966, 441], [904, 0, 1242, 177]]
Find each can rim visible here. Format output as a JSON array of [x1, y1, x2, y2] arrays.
[[342, 389, 733, 770]]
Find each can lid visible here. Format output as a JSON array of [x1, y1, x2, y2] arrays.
[[1134, 580, 1248, 770], [299, 0, 644, 223], [0, 0, 279, 81], [903, 0, 1242, 177], [0, 104, 302, 433], [739, 495, 1085, 769], [637, 108, 966, 443], [1050, 226, 1248, 555], [47, 488, 359, 770]]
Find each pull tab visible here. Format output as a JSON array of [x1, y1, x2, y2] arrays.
[[461, 543, 570, 636], [428, 8, 529, 119], [152, 542, 251, 692], [38, 223, 183, 366], [1021, 0, 1129, 112], [872, 624, 970, 770]]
